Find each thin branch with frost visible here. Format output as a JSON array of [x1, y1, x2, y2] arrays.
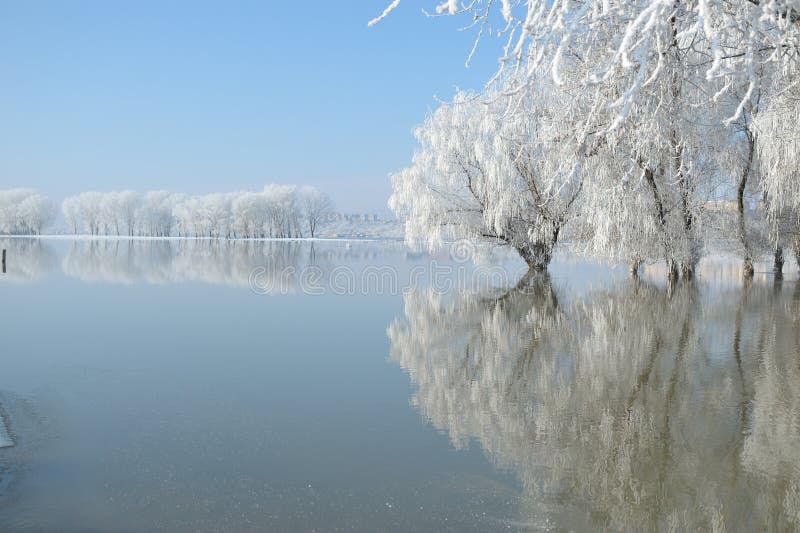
[[368, 0, 402, 27], [370, 0, 800, 129]]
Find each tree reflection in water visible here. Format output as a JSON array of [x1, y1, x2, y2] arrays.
[[388, 274, 800, 531], [0, 239, 57, 282], [2, 238, 413, 291], [60, 238, 317, 287]]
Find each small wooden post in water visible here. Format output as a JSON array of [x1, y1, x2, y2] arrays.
[[2, 249, 5, 274]]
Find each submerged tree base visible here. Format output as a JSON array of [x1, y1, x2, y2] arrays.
[[630, 259, 642, 277], [516, 242, 554, 272], [774, 247, 784, 275], [743, 258, 755, 279]]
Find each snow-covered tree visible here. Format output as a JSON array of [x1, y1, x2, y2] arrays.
[[0, 189, 55, 235], [116, 190, 140, 237], [232, 192, 268, 239], [61, 191, 104, 235], [139, 190, 182, 237], [62, 196, 81, 234], [578, 34, 727, 278], [63, 190, 140, 236], [390, 81, 585, 270], [754, 83, 800, 266], [300, 186, 333, 238], [263, 184, 302, 238]]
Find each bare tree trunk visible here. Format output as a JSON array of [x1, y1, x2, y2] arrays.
[[518, 242, 553, 271], [630, 257, 641, 277], [742, 256, 754, 279], [676, 150, 696, 279], [669, 35, 696, 281], [516, 225, 561, 272], [739, 133, 756, 279], [794, 239, 800, 272], [643, 166, 678, 281], [774, 245, 784, 276], [667, 258, 679, 281]]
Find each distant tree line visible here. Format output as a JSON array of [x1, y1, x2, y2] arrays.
[[62, 185, 333, 238], [0, 185, 333, 239]]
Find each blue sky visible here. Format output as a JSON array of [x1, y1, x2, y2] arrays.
[[0, 1, 497, 213]]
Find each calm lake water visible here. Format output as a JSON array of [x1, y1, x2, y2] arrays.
[[1, 237, 799, 531]]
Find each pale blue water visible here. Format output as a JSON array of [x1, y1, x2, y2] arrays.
[[1, 238, 799, 532]]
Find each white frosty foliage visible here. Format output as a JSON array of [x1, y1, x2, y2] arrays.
[[61, 186, 333, 239], [374, 0, 800, 129], [380, 0, 800, 276], [389, 81, 584, 269], [756, 86, 800, 214], [0, 189, 55, 235]]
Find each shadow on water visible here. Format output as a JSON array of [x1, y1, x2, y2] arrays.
[[388, 272, 800, 531]]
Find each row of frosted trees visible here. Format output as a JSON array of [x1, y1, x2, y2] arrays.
[[0, 189, 55, 235], [60, 185, 333, 239], [381, 1, 800, 279]]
